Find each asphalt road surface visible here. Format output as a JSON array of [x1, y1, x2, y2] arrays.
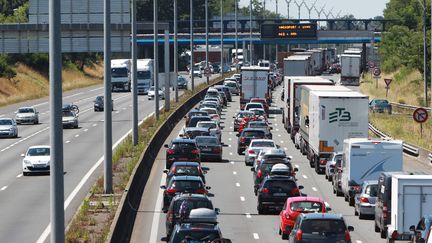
[[0, 73, 217, 243], [130, 80, 427, 243]]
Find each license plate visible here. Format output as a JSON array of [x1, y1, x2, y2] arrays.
[[274, 193, 287, 196], [179, 158, 187, 160], [34, 164, 46, 168], [201, 148, 211, 152]]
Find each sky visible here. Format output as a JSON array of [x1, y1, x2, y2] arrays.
[[239, 0, 390, 19]]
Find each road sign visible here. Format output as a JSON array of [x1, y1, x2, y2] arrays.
[[260, 23, 318, 40], [413, 107, 428, 123], [368, 61, 375, 69], [373, 68, 381, 77], [204, 67, 211, 77], [384, 78, 392, 87]]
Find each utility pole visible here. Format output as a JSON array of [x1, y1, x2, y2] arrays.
[[103, 0, 113, 194], [131, 0, 138, 145], [154, 0, 160, 119], [190, 0, 195, 91], [275, 0, 278, 64], [174, 0, 178, 102], [49, 0, 64, 240], [250, 0, 253, 65], [164, 30, 170, 111], [235, 0, 238, 71], [205, 0, 209, 84], [220, 0, 224, 78], [422, 0, 428, 105]]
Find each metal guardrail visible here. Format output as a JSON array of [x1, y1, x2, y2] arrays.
[[390, 102, 432, 111], [368, 123, 419, 156]]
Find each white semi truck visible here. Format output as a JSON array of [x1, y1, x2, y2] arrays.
[[136, 59, 154, 95], [298, 90, 369, 173], [111, 59, 131, 92], [283, 55, 312, 76], [340, 54, 361, 86], [240, 66, 270, 109]]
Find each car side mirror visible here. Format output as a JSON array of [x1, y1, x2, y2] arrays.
[[184, 116, 187, 119], [298, 185, 304, 190], [347, 226, 354, 232], [21, 153, 25, 157], [294, 168, 298, 172], [163, 169, 169, 174], [214, 208, 220, 214], [250, 168, 255, 172], [201, 166, 209, 171], [160, 237, 168, 242], [236, 134, 240, 137], [160, 185, 166, 189], [410, 225, 416, 231], [164, 144, 169, 148], [287, 155, 293, 160]]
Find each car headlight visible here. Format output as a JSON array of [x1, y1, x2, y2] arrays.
[[23, 160, 32, 165]]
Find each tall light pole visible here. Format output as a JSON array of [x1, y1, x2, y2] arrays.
[[275, 0, 278, 63], [294, 0, 304, 19], [205, 0, 209, 84], [235, 0, 238, 71], [190, 0, 194, 91], [420, 0, 428, 105], [49, 0, 64, 239], [220, 0, 224, 78], [154, 0, 160, 120], [263, 0, 267, 60], [250, 0, 253, 65], [131, 0, 138, 145], [430, 0, 432, 108], [174, 0, 179, 102]]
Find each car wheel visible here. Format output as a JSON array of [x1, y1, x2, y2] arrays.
[[34, 119, 39, 124], [349, 197, 355, 206], [325, 174, 328, 180], [359, 212, 365, 219], [344, 194, 348, 202], [279, 228, 282, 235], [237, 150, 242, 155], [380, 228, 387, 239], [354, 208, 358, 216], [257, 204, 264, 214], [282, 232, 288, 240], [375, 222, 380, 232]]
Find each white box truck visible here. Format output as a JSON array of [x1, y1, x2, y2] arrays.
[[136, 59, 154, 95], [340, 138, 403, 207], [340, 54, 361, 86], [240, 66, 270, 109], [284, 77, 334, 139], [111, 59, 131, 92], [298, 91, 369, 172], [283, 55, 311, 76], [387, 175, 432, 242]]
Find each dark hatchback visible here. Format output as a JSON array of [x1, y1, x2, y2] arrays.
[[160, 176, 209, 210], [185, 110, 209, 126], [177, 75, 188, 89], [165, 139, 200, 169], [164, 161, 208, 186], [195, 136, 223, 162], [253, 158, 297, 194], [288, 213, 354, 243], [93, 96, 113, 111], [182, 127, 211, 139], [237, 128, 267, 155], [164, 193, 215, 237], [257, 175, 303, 214]]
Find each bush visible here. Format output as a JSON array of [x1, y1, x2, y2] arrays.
[[0, 55, 16, 79]]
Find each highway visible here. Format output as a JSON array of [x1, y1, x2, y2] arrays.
[[0, 73, 214, 243], [130, 79, 428, 243]]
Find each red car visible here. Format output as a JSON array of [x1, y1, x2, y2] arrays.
[[278, 196, 329, 240]]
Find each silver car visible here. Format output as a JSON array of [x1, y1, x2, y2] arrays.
[[325, 152, 343, 181], [15, 107, 39, 124], [244, 139, 278, 166], [354, 180, 378, 219], [0, 118, 18, 138]]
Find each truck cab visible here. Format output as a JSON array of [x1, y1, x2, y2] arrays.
[[111, 59, 131, 92], [136, 59, 154, 95]]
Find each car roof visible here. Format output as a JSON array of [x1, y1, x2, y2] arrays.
[[190, 116, 211, 119], [242, 128, 266, 132], [251, 139, 274, 142], [184, 208, 218, 224], [184, 127, 209, 131], [301, 213, 344, 220], [287, 196, 324, 203], [195, 136, 218, 140], [28, 145, 50, 149], [172, 139, 196, 143], [18, 106, 35, 110], [171, 161, 200, 166], [246, 102, 263, 105], [262, 149, 286, 155], [172, 193, 210, 200]]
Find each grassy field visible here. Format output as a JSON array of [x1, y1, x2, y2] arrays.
[[0, 62, 103, 107], [360, 68, 432, 150]]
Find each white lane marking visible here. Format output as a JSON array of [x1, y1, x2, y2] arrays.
[[36, 112, 156, 243], [16, 174, 22, 178], [122, 107, 127, 110], [280, 140, 284, 144], [74, 134, 79, 138], [233, 171, 237, 175], [0, 126, 49, 153], [84, 129, 89, 132], [65, 141, 71, 144], [312, 187, 317, 191], [276, 128, 279, 131], [1, 186, 7, 191], [278, 134, 281, 137], [115, 111, 120, 114], [64, 92, 84, 99], [230, 161, 234, 165], [229, 132, 232, 135], [90, 87, 104, 92], [33, 101, 48, 108], [230, 126, 233, 129], [149, 168, 166, 243], [275, 123, 278, 126], [302, 175, 308, 179], [240, 196, 245, 201], [93, 123, 97, 127], [253, 233, 260, 240], [295, 164, 299, 168], [284, 147, 287, 150], [246, 213, 251, 218], [229, 152, 233, 156], [228, 145, 232, 148], [228, 138, 232, 141], [100, 119, 104, 122], [356, 241, 362, 243], [236, 183, 240, 187]]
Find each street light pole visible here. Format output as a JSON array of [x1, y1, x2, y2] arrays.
[[221, 0, 224, 78], [423, 0, 428, 105], [190, 0, 195, 91], [154, 0, 160, 120], [174, 0, 178, 102], [235, 0, 238, 71], [205, 0, 209, 84], [250, 0, 253, 65], [131, 0, 138, 145]]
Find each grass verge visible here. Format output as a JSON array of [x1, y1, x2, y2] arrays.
[[65, 73, 234, 242]]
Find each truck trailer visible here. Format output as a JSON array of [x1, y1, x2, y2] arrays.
[[340, 54, 361, 86], [240, 66, 271, 109], [283, 55, 312, 76]]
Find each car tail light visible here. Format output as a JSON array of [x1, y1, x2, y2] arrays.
[[383, 202, 388, 220], [257, 170, 262, 178], [192, 149, 200, 154], [291, 171, 296, 176], [255, 160, 261, 166], [319, 159, 327, 165], [261, 188, 269, 193], [166, 188, 176, 194], [171, 166, 176, 173], [360, 197, 369, 203], [212, 147, 221, 153], [345, 230, 351, 241], [196, 188, 206, 194], [285, 212, 290, 219], [296, 229, 303, 240], [240, 137, 246, 143], [391, 230, 398, 240], [291, 188, 300, 195], [330, 164, 335, 168], [167, 149, 175, 155], [167, 210, 174, 223], [248, 150, 255, 154]]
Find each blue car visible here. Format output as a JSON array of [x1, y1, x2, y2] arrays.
[[369, 98, 392, 114]]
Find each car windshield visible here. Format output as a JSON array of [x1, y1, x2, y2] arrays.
[[251, 141, 275, 147], [28, 147, 50, 156], [195, 137, 219, 145], [375, 99, 388, 105], [249, 122, 267, 128], [189, 112, 208, 118], [290, 201, 323, 213], [95, 96, 103, 102], [197, 123, 216, 129], [300, 219, 346, 234], [149, 87, 155, 91], [365, 184, 378, 196], [189, 118, 211, 127], [225, 82, 236, 87], [170, 180, 203, 191], [18, 108, 34, 113], [264, 180, 297, 192], [111, 67, 128, 78], [137, 70, 151, 79], [238, 112, 254, 118], [174, 165, 199, 175], [243, 131, 265, 137], [62, 111, 74, 117], [0, 119, 13, 125], [246, 104, 262, 109]]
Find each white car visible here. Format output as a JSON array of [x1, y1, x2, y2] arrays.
[[244, 139, 278, 166], [223, 80, 240, 95], [244, 102, 264, 111], [196, 121, 222, 142], [148, 86, 165, 100], [22, 145, 50, 175], [0, 118, 18, 138], [15, 107, 39, 124], [62, 110, 79, 129]]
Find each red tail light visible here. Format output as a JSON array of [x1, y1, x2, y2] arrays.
[[391, 230, 398, 240], [257, 170, 262, 178], [166, 188, 176, 194], [196, 188, 206, 194], [319, 159, 327, 165], [344, 230, 351, 241], [248, 150, 255, 154], [330, 164, 335, 168], [296, 229, 303, 240], [240, 137, 246, 143], [212, 147, 221, 153], [291, 171, 296, 176], [360, 197, 369, 203], [383, 202, 388, 220], [167, 149, 175, 155], [192, 149, 200, 154], [171, 166, 176, 173], [261, 188, 269, 193], [291, 188, 300, 195]]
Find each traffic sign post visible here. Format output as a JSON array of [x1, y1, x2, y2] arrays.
[[413, 107, 429, 138], [384, 78, 392, 97], [373, 68, 381, 88], [204, 67, 211, 77]]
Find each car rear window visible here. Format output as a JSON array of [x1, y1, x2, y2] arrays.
[[185, 131, 209, 139], [195, 137, 219, 145], [172, 143, 197, 151], [201, 109, 216, 115], [264, 179, 296, 192], [188, 112, 208, 118], [251, 110, 265, 116], [366, 184, 378, 197], [238, 112, 253, 118], [264, 154, 286, 159], [173, 199, 213, 212], [197, 123, 216, 129], [173, 229, 220, 243], [290, 201, 323, 213], [243, 131, 265, 137], [189, 117, 211, 127], [170, 180, 203, 190], [251, 141, 275, 147], [301, 219, 346, 234], [174, 165, 199, 175], [246, 104, 263, 109], [249, 123, 267, 128]]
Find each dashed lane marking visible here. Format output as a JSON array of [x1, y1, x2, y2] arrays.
[[240, 196, 245, 201], [233, 171, 237, 175], [229, 132, 233, 135], [302, 175, 308, 179], [312, 187, 317, 191], [278, 134, 281, 137], [356, 241, 362, 243], [75, 134, 79, 138], [1, 186, 7, 191], [284, 147, 287, 150], [280, 140, 284, 144], [295, 164, 299, 168], [16, 174, 22, 178], [230, 161, 234, 165], [253, 233, 260, 240], [276, 128, 279, 131], [65, 141, 71, 144], [93, 124, 97, 127], [236, 183, 240, 187], [246, 213, 251, 218], [228, 145, 232, 148], [228, 138, 232, 141], [84, 129, 89, 132], [229, 152, 233, 156]]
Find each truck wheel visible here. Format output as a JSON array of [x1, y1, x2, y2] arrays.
[[344, 194, 348, 202], [354, 208, 358, 216], [336, 189, 343, 197]]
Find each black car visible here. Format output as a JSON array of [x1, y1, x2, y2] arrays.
[[93, 96, 113, 111], [232, 111, 254, 131], [185, 110, 209, 126], [160, 176, 209, 211], [236, 128, 267, 155], [182, 127, 211, 139], [252, 158, 297, 195], [164, 161, 208, 186], [187, 116, 212, 128], [195, 136, 223, 162], [288, 213, 354, 243], [164, 193, 215, 236], [177, 75, 188, 89], [212, 64, 221, 73], [257, 175, 303, 214], [165, 139, 201, 169]]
